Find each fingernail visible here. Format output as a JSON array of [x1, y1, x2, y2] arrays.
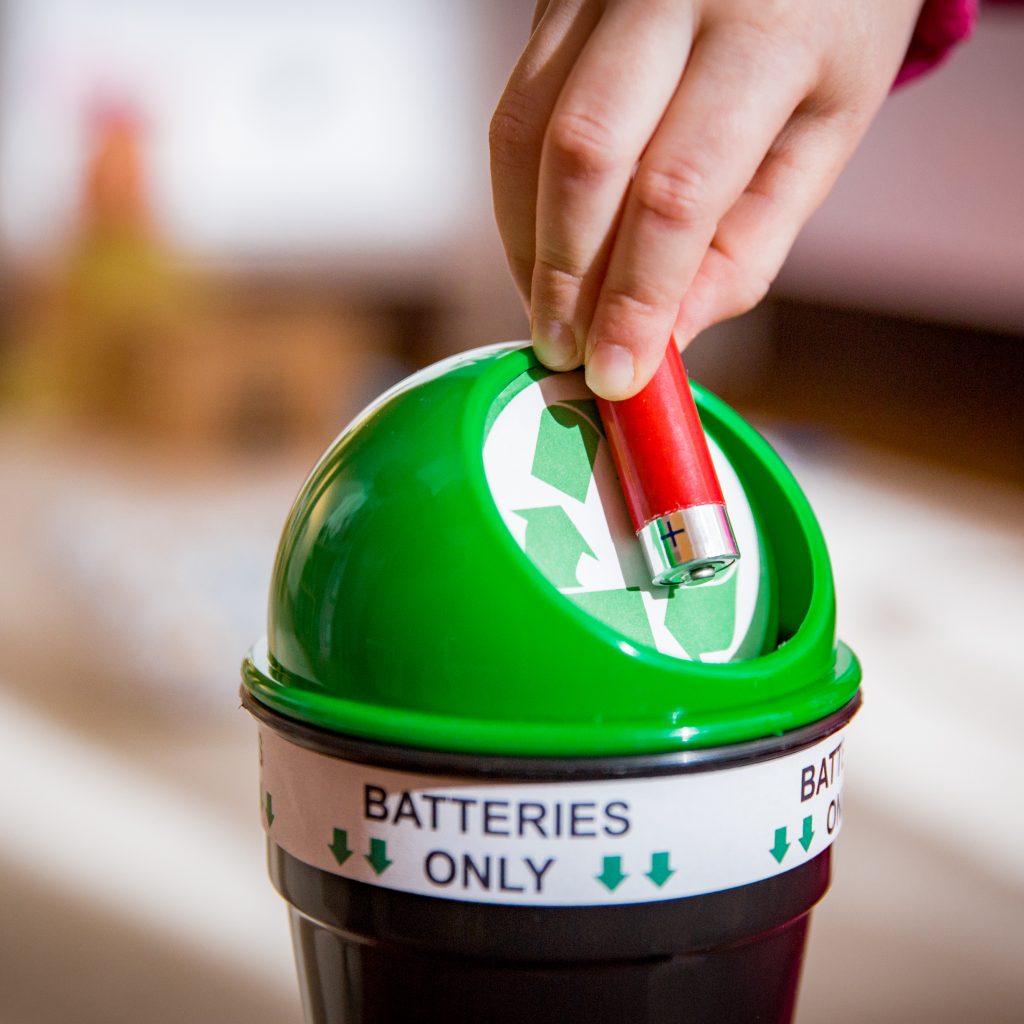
[[585, 343, 635, 399], [532, 320, 579, 370]]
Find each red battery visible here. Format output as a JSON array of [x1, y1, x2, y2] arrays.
[[596, 342, 739, 586]]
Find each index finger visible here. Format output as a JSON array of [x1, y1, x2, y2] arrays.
[[585, 26, 814, 398], [490, 0, 601, 306]]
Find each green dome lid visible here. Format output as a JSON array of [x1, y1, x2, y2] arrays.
[[242, 343, 860, 756]]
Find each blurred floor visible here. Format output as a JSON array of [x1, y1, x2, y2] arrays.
[[0, 397, 1021, 1023], [0, 423, 305, 1023], [799, 796, 1024, 1024], [778, 431, 1024, 1023]]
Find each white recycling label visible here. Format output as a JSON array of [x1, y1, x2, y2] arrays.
[[258, 724, 849, 907], [482, 367, 770, 663]]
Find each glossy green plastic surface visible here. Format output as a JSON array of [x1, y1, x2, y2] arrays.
[[243, 344, 860, 756]]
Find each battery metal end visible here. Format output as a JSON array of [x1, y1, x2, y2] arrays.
[[688, 566, 718, 582], [638, 504, 740, 587]]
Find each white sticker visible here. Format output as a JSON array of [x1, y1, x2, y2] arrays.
[[482, 369, 769, 662], [259, 725, 848, 907]]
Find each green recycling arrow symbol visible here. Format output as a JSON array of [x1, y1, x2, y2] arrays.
[[663, 571, 738, 659], [596, 855, 628, 891], [328, 828, 353, 866], [365, 838, 393, 875], [513, 506, 594, 587], [530, 401, 602, 502], [645, 851, 676, 887]]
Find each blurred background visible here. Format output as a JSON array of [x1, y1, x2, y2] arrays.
[[0, 2, 1021, 1022]]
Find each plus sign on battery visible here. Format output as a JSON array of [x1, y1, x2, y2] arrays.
[[659, 520, 687, 551]]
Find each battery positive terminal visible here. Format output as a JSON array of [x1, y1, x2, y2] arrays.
[[639, 505, 740, 587]]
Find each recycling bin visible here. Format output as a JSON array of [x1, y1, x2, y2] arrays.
[[242, 342, 861, 1024]]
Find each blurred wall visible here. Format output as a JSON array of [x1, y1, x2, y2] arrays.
[[778, 6, 1024, 333]]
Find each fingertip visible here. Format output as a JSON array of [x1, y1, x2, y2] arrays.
[[532, 319, 581, 371], [584, 342, 636, 400]]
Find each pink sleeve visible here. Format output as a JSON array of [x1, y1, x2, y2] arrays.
[[895, 0, 979, 86]]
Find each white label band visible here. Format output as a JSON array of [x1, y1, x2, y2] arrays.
[[258, 726, 848, 907]]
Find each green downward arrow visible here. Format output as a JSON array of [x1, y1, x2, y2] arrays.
[[596, 855, 628, 891], [329, 828, 353, 866], [799, 815, 815, 852], [770, 826, 790, 864], [264, 792, 275, 828], [513, 506, 594, 587], [365, 837, 393, 875], [645, 851, 676, 887]]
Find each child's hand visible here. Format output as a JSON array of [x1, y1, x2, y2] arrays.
[[490, 0, 926, 398]]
